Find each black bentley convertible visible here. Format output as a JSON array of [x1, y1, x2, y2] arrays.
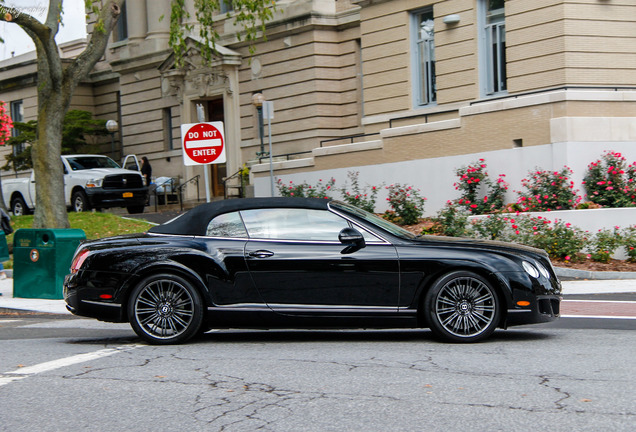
[[64, 197, 561, 344]]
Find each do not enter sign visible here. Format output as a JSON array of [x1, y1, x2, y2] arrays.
[[181, 122, 226, 166]]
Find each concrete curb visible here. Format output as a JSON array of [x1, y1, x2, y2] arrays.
[[555, 267, 636, 281]]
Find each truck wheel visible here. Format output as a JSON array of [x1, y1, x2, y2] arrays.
[[11, 196, 30, 216], [72, 190, 90, 212], [127, 205, 145, 214]]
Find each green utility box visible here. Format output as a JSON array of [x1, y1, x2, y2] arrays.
[[0, 232, 9, 263], [13, 229, 86, 299]]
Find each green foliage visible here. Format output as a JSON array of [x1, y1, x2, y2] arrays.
[[383, 184, 426, 226], [516, 167, 581, 211], [427, 202, 470, 237], [169, 0, 277, 66], [3, 110, 107, 172], [622, 226, 636, 263], [583, 151, 636, 208], [453, 159, 508, 214], [469, 212, 511, 241], [276, 177, 334, 199], [587, 227, 622, 263], [339, 171, 379, 213]]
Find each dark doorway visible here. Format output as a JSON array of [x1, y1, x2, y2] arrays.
[[207, 98, 227, 197]]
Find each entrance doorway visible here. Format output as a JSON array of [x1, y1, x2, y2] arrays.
[[207, 98, 226, 197]]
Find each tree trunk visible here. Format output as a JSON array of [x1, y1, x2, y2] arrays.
[[32, 90, 69, 228]]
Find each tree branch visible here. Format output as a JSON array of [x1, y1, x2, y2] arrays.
[[66, 0, 124, 84]]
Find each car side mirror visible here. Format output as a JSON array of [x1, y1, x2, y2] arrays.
[[338, 227, 365, 253]]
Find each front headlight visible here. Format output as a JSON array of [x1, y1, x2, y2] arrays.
[[536, 262, 551, 279], [522, 260, 551, 279], [86, 178, 103, 188], [522, 261, 540, 278]]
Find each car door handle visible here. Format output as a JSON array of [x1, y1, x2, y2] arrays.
[[248, 250, 275, 258]]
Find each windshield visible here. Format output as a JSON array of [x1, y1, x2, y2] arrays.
[[66, 156, 121, 171], [330, 201, 417, 240]]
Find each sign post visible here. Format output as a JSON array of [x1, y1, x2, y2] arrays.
[[263, 101, 275, 197], [181, 119, 226, 202]]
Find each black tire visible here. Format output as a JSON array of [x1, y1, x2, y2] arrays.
[[127, 205, 145, 214], [423, 271, 500, 343], [128, 273, 204, 345], [72, 190, 90, 212], [11, 196, 30, 216]]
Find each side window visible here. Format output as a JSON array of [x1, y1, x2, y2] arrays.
[[240, 208, 350, 241], [206, 212, 248, 238], [480, 0, 506, 96], [412, 7, 436, 106]]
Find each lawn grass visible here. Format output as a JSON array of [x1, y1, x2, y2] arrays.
[[2, 212, 155, 268]]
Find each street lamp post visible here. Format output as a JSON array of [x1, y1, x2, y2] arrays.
[[251, 93, 267, 158], [105, 120, 119, 160]]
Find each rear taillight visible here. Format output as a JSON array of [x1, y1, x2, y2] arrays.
[[70, 249, 90, 274]]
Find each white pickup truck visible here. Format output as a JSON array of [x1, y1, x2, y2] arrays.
[[2, 154, 149, 215]]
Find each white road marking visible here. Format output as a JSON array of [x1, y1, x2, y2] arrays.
[[562, 315, 636, 320], [562, 300, 636, 304], [0, 344, 143, 387]]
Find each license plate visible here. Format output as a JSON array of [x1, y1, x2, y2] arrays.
[[123, 192, 133, 198]]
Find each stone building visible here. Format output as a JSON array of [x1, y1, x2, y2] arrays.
[[2, 0, 636, 213]]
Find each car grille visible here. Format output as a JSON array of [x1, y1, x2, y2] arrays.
[[102, 174, 144, 189], [538, 298, 560, 317]]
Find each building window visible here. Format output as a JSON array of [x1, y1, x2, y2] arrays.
[[480, 0, 506, 96], [114, 1, 128, 42], [10, 100, 24, 154], [163, 108, 174, 151], [219, 1, 234, 14], [412, 8, 436, 106]]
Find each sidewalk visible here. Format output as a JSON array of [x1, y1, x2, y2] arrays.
[[1, 275, 635, 315]]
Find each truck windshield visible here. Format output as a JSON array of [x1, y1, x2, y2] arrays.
[[66, 156, 121, 171]]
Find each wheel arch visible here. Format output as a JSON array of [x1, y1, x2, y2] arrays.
[[118, 261, 211, 322], [10, 192, 31, 213], [416, 262, 513, 328]]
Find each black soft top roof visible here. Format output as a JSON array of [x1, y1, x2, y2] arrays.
[[148, 197, 332, 235]]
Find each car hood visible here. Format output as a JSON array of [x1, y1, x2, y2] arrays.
[[69, 168, 141, 177], [413, 234, 548, 258]]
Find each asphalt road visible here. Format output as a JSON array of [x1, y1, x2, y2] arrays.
[[1, 297, 635, 432]]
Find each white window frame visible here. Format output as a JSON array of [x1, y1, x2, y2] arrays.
[[411, 7, 436, 107], [10, 100, 24, 154], [478, 0, 507, 97]]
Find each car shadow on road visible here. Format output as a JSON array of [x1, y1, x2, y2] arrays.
[[64, 328, 556, 346]]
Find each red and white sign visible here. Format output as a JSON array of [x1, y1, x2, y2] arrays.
[[181, 122, 226, 166]]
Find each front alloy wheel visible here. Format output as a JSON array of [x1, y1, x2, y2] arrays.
[[128, 274, 203, 344], [424, 271, 500, 343]]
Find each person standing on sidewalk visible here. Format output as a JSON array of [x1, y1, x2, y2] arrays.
[[140, 156, 152, 187]]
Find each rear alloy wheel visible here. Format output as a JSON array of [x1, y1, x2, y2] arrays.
[[128, 274, 203, 345], [72, 190, 90, 212], [424, 271, 500, 343]]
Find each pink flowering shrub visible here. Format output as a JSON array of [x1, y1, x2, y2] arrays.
[[276, 177, 335, 199], [622, 226, 636, 263], [453, 159, 508, 214], [0, 102, 13, 146], [466, 214, 587, 260], [583, 151, 636, 207], [586, 227, 622, 263], [339, 171, 379, 213], [383, 183, 426, 225], [516, 167, 581, 211]]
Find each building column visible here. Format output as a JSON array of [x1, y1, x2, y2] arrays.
[[146, 0, 171, 50], [126, 0, 147, 43]]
